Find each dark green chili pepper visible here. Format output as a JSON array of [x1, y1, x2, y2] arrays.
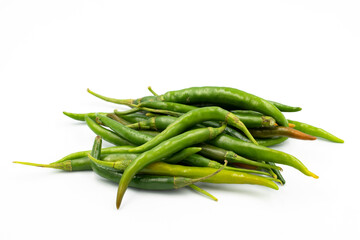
[[128, 107, 257, 153], [116, 125, 227, 209], [91, 155, 223, 192], [87, 87, 288, 126], [268, 100, 302, 112], [267, 162, 286, 185], [85, 116, 134, 146], [249, 126, 317, 140], [288, 119, 344, 143], [88, 135, 220, 199], [210, 134, 318, 178]]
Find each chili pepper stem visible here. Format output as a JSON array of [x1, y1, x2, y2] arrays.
[[183, 160, 228, 186], [87, 88, 134, 106], [188, 184, 218, 201], [13, 161, 72, 171], [148, 86, 159, 96]]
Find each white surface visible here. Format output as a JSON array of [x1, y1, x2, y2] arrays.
[[1, 1, 359, 240]]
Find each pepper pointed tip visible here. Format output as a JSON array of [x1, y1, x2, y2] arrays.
[[310, 172, 319, 179]]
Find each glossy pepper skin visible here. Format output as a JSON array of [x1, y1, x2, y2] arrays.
[[288, 119, 344, 143], [87, 87, 288, 126], [268, 100, 302, 112], [157, 87, 289, 127], [128, 106, 257, 153], [127, 115, 288, 147], [85, 116, 134, 146], [210, 134, 318, 179], [116, 125, 227, 209], [91, 157, 279, 190], [249, 126, 317, 140], [91, 157, 204, 190]]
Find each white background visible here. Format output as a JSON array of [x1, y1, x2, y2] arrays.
[[1, 1, 359, 240]]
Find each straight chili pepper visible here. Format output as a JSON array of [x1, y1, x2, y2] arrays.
[[288, 119, 344, 143]]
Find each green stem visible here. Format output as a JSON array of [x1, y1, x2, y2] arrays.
[[148, 86, 159, 96], [188, 184, 218, 201]]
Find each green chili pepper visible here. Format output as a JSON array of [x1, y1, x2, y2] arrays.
[[182, 154, 272, 176], [13, 157, 91, 171], [87, 87, 288, 127], [210, 134, 318, 178], [126, 115, 175, 131], [199, 144, 282, 171], [115, 125, 227, 209], [90, 155, 224, 194], [137, 101, 197, 113], [268, 100, 302, 112], [115, 112, 149, 123], [53, 145, 134, 164], [256, 137, 288, 147], [127, 107, 257, 153], [15, 146, 202, 172], [249, 126, 317, 140], [85, 116, 134, 146], [288, 119, 344, 143], [127, 115, 288, 147], [231, 110, 276, 128], [267, 162, 286, 185], [107, 113, 131, 125], [97, 115, 152, 146], [138, 130, 160, 137], [89, 155, 279, 191], [63, 112, 108, 121]]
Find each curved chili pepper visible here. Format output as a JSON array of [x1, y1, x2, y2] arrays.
[[127, 107, 257, 153], [210, 134, 318, 178], [116, 125, 227, 209], [85, 116, 134, 146], [268, 100, 302, 112], [87, 87, 289, 126]]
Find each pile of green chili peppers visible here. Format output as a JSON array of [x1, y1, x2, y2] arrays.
[[14, 86, 344, 209]]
